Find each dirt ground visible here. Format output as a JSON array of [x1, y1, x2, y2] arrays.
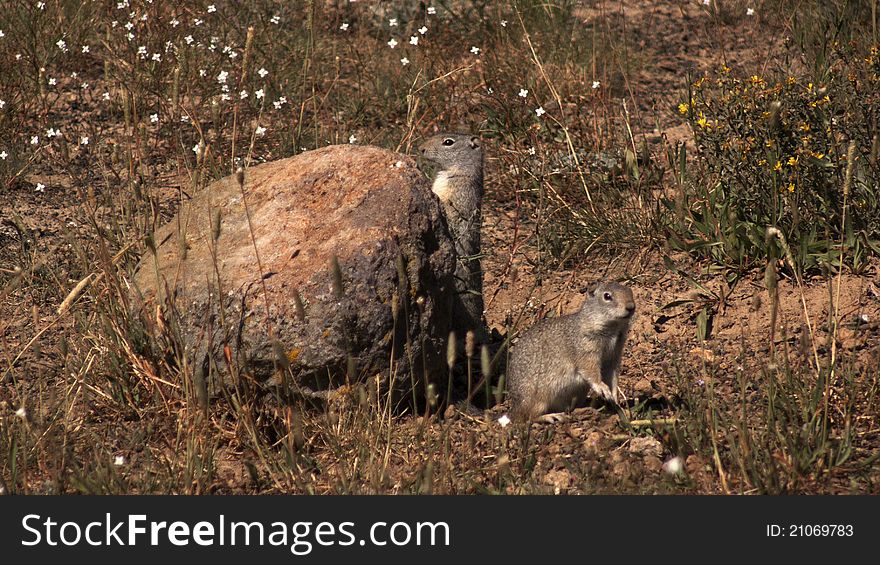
[[2, 1, 879, 494]]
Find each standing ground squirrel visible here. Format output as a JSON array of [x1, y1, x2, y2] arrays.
[[419, 133, 485, 333], [507, 282, 636, 422]]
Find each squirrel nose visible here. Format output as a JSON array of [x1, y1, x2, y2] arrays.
[[625, 303, 635, 314]]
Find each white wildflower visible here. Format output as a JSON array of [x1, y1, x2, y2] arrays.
[[663, 456, 684, 475]]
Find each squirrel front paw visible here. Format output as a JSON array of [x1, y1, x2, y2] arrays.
[[589, 381, 617, 404]]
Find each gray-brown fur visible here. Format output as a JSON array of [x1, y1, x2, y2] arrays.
[[506, 282, 636, 421], [419, 133, 485, 333]]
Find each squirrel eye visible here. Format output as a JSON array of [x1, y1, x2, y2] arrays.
[[603, 292, 613, 301], [442, 138, 455, 146]]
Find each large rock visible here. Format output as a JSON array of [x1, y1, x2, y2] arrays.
[[131, 145, 460, 398]]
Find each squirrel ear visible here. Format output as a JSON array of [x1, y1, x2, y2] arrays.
[[469, 136, 480, 149], [580, 284, 598, 296]]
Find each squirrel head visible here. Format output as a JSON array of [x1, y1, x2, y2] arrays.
[[579, 282, 636, 333], [419, 133, 483, 173]]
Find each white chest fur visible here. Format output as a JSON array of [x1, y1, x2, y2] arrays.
[[431, 171, 452, 203]]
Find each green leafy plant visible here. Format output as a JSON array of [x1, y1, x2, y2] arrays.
[[668, 43, 880, 273]]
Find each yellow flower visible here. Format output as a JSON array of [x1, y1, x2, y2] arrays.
[[786, 76, 797, 85], [750, 75, 765, 86], [773, 161, 783, 171], [696, 113, 709, 129], [693, 77, 706, 89], [788, 156, 798, 167], [798, 123, 810, 132], [787, 183, 795, 192], [807, 94, 831, 108], [678, 102, 689, 115], [811, 151, 825, 159]]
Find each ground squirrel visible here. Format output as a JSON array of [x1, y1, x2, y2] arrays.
[[419, 133, 485, 333], [507, 282, 636, 422]]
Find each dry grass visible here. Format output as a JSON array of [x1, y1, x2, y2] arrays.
[[1, 0, 879, 494]]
